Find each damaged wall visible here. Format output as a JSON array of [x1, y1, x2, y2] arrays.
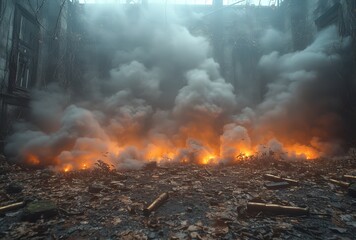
[[0, 0, 71, 149], [313, 0, 356, 147]]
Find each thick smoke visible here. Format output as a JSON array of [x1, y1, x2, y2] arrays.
[[4, 4, 353, 170], [254, 27, 351, 157]]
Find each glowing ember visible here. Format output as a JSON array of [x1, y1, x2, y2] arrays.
[[286, 144, 320, 160], [201, 154, 217, 165], [63, 165, 72, 172], [26, 154, 41, 165]]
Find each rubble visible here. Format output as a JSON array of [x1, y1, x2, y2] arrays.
[[88, 183, 105, 193], [22, 200, 58, 221], [144, 161, 158, 170], [0, 156, 355, 239]]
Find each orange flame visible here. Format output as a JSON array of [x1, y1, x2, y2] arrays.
[[25, 154, 41, 165], [285, 144, 320, 160], [200, 154, 217, 165], [22, 123, 322, 171], [63, 164, 73, 172]]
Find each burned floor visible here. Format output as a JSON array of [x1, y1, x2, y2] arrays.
[[0, 154, 356, 240]]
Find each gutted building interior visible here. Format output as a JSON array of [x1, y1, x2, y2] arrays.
[[0, 0, 356, 239]]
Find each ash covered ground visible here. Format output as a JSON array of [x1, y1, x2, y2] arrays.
[[0, 154, 355, 240]]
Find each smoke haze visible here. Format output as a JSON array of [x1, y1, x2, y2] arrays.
[[4, 4, 354, 170]]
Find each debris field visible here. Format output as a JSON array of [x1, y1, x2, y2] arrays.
[[0, 155, 356, 240]]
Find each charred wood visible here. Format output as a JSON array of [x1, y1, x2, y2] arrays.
[[329, 179, 350, 188], [263, 174, 299, 185], [143, 192, 169, 217], [0, 201, 25, 215], [247, 202, 309, 216], [264, 181, 290, 189], [343, 175, 356, 182]]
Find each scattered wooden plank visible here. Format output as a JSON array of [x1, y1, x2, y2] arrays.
[[329, 179, 350, 189], [264, 181, 290, 189], [247, 202, 309, 216], [263, 174, 299, 186], [343, 175, 356, 181], [0, 201, 25, 215], [143, 192, 169, 217]]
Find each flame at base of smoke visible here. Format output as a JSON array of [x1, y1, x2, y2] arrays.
[[19, 131, 322, 172]]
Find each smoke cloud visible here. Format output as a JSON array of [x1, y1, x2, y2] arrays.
[[4, 4, 354, 170]]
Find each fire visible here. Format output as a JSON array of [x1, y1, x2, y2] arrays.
[[238, 148, 254, 159], [19, 111, 322, 171], [82, 163, 88, 169], [200, 154, 217, 165], [285, 144, 320, 160], [145, 145, 176, 162], [25, 154, 40, 165], [243, 150, 253, 157], [63, 165, 73, 172], [23, 136, 321, 172]]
